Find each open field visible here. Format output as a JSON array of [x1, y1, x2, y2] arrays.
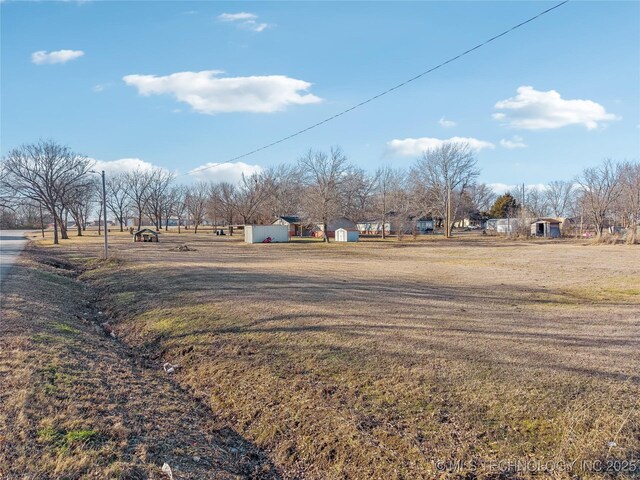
[[9, 230, 640, 478]]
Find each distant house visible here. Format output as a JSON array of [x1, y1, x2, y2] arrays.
[[273, 215, 306, 237], [314, 217, 356, 238], [88, 219, 115, 227], [486, 218, 520, 234], [357, 216, 434, 235], [356, 220, 390, 235], [166, 217, 185, 227], [531, 218, 561, 238], [453, 211, 485, 229]]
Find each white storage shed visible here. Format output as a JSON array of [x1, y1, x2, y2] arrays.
[[244, 225, 290, 244], [335, 228, 359, 242]]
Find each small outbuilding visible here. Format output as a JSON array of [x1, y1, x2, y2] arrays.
[[244, 225, 290, 244], [531, 218, 561, 238], [132, 228, 159, 242], [335, 228, 359, 242]]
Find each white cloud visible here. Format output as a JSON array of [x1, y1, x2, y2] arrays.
[[244, 21, 269, 32], [218, 12, 257, 21], [91, 158, 158, 175], [499, 135, 527, 149], [387, 136, 495, 156], [218, 12, 271, 32], [31, 49, 84, 65], [438, 117, 457, 128], [487, 183, 515, 194], [488, 183, 547, 194], [123, 70, 322, 114], [493, 86, 619, 130], [188, 162, 262, 183]]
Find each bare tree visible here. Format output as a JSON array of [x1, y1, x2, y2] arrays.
[[215, 182, 237, 228], [458, 183, 496, 227], [467, 183, 496, 215], [575, 159, 623, 237], [374, 166, 404, 239], [545, 180, 575, 218], [105, 173, 131, 232], [232, 172, 274, 224], [0, 163, 17, 211], [0, 197, 44, 229], [343, 167, 378, 222], [66, 180, 97, 236], [264, 164, 303, 218], [299, 147, 349, 242], [206, 183, 222, 228], [170, 185, 188, 233], [524, 186, 549, 218], [145, 168, 174, 230], [125, 169, 153, 229], [161, 185, 179, 231], [618, 160, 640, 243], [1, 140, 92, 244], [186, 182, 209, 233], [411, 143, 480, 237], [387, 170, 415, 240]]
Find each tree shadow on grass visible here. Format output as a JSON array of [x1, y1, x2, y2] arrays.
[[89, 260, 640, 386]]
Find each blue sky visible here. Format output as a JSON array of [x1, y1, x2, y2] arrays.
[[1, 1, 639, 190]]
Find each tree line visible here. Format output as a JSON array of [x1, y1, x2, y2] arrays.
[[488, 159, 639, 239], [1, 140, 638, 243]]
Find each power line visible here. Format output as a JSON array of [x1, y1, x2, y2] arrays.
[[186, 0, 570, 177]]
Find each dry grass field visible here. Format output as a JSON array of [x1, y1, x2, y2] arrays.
[[0, 244, 278, 479], [7, 230, 640, 479]]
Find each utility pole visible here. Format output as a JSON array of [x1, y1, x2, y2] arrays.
[[446, 181, 452, 238], [102, 170, 108, 259], [521, 183, 526, 235], [39, 202, 45, 238]]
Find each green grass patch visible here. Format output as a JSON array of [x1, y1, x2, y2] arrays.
[[114, 291, 136, 305], [40, 363, 77, 395], [32, 332, 76, 348], [37, 427, 100, 450], [34, 269, 78, 289], [50, 321, 81, 335]]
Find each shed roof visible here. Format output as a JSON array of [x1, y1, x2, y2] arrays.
[[531, 218, 561, 224], [276, 215, 301, 224], [132, 228, 160, 236]]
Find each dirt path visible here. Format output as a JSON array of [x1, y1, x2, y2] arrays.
[[0, 247, 280, 479]]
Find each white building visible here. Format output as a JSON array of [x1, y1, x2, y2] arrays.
[[335, 228, 359, 242], [244, 225, 290, 243]]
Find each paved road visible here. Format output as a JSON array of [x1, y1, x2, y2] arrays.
[[0, 230, 28, 284]]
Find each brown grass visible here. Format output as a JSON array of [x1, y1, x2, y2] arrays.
[[14, 230, 640, 478], [0, 244, 279, 479]]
